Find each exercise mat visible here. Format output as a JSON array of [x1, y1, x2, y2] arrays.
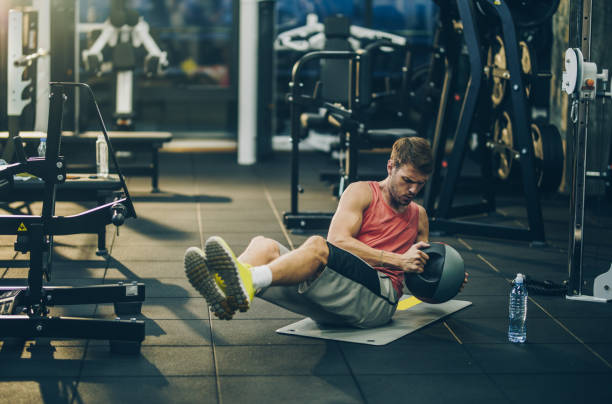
[[276, 296, 472, 345]]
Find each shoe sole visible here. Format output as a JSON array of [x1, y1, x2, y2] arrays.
[[205, 237, 251, 313], [184, 247, 234, 320]]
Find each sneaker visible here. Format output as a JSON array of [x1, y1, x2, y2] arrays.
[[184, 247, 234, 320], [205, 236, 255, 312]]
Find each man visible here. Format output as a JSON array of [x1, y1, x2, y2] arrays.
[[184, 137, 468, 328]]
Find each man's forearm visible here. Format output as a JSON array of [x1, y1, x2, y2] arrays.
[[328, 236, 402, 268]]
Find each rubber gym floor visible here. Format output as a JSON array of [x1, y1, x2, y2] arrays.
[[1, 150, 612, 404]]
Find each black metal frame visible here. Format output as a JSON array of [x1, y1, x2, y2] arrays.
[[0, 83, 145, 353], [1, 175, 124, 254], [283, 50, 360, 231], [283, 42, 420, 231], [423, 0, 546, 244]]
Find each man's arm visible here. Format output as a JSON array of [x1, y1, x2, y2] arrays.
[[327, 182, 427, 272]]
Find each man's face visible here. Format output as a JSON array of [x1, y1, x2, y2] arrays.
[[386, 161, 429, 207]]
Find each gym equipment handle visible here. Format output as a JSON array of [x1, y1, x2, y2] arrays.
[[111, 203, 127, 226]]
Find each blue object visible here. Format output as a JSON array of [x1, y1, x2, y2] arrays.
[[508, 273, 528, 343]]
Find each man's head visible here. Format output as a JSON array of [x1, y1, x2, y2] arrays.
[[385, 137, 433, 207]]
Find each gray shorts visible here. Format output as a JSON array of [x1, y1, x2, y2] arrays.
[[257, 241, 399, 328]]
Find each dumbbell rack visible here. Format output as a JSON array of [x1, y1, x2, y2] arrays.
[[0, 83, 146, 353]]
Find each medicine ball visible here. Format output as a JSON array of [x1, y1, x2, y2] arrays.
[[404, 242, 464, 304]]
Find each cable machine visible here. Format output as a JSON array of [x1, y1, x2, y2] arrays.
[[563, 0, 612, 302]]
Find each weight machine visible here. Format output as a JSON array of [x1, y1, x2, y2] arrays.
[[283, 50, 422, 231], [282, 50, 362, 230], [280, 14, 440, 231], [0, 83, 145, 353], [79, 0, 168, 129], [563, 0, 612, 302]]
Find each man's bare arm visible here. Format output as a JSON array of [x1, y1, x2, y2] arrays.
[[416, 204, 429, 242], [327, 182, 425, 271]]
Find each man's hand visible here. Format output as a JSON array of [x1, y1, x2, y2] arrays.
[[399, 241, 430, 273], [460, 272, 469, 292]]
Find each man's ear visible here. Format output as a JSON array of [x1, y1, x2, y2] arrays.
[[386, 160, 394, 176]]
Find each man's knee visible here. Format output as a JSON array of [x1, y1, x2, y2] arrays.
[[301, 235, 329, 266], [249, 236, 281, 261]]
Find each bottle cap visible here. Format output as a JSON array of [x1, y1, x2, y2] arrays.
[[515, 273, 524, 283]]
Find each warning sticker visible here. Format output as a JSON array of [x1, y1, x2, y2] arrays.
[[17, 222, 27, 232], [126, 285, 138, 296]]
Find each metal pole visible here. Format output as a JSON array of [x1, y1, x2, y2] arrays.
[[74, 0, 80, 135], [238, 0, 259, 165], [567, 0, 592, 297]]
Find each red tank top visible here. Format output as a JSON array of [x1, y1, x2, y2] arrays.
[[356, 181, 420, 296]]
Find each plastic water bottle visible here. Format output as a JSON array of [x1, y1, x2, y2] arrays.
[[508, 273, 528, 343], [38, 137, 47, 157], [96, 134, 109, 177]]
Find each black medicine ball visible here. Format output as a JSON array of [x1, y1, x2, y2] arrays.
[[404, 242, 465, 304]]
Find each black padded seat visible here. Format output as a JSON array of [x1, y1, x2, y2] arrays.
[[365, 127, 418, 148]]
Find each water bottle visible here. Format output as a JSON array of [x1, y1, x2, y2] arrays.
[[37, 137, 47, 157], [96, 134, 109, 177], [508, 273, 528, 343]]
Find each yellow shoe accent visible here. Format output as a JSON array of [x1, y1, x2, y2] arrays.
[[205, 236, 255, 312], [213, 272, 227, 291]]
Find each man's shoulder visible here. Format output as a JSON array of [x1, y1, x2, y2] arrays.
[[412, 202, 428, 221], [412, 201, 425, 211], [347, 180, 374, 192], [342, 181, 374, 206]]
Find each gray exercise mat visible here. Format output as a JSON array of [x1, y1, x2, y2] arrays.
[[276, 296, 472, 346]]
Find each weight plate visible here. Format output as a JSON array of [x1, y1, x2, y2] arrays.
[[519, 41, 532, 75], [531, 121, 564, 192], [488, 36, 507, 108], [493, 110, 514, 180]]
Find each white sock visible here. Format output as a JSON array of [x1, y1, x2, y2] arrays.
[[250, 265, 273, 289]]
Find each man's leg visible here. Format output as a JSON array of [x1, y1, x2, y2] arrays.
[[237, 235, 282, 266], [237, 235, 328, 284], [205, 235, 329, 312], [184, 235, 281, 320]]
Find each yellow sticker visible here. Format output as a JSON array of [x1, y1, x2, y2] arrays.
[[397, 296, 422, 311], [17, 222, 27, 232]]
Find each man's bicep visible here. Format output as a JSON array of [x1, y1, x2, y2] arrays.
[[328, 205, 363, 239]]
